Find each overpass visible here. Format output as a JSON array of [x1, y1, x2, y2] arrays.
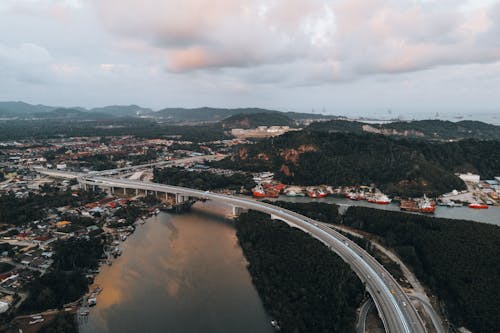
[[39, 170, 428, 333]]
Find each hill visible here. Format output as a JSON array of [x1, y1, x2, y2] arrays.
[[214, 131, 500, 196], [0, 102, 335, 123], [220, 112, 295, 129], [307, 119, 500, 141], [89, 105, 152, 117], [153, 107, 335, 123], [32, 108, 110, 120]]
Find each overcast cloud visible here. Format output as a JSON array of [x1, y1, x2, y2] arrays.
[[1, 0, 499, 117]]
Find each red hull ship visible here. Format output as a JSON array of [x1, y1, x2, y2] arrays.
[[468, 203, 488, 209]]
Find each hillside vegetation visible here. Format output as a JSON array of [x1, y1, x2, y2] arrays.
[[215, 131, 499, 196], [236, 211, 363, 333], [220, 112, 295, 129], [308, 119, 500, 141]]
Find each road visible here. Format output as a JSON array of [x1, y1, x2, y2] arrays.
[[357, 298, 375, 333], [72, 175, 427, 333], [322, 223, 445, 333]]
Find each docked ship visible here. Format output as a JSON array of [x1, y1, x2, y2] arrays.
[[400, 196, 436, 213], [346, 191, 367, 201], [284, 186, 305, 197], [252, 184, 267, 198], [307, 188, 328, 198], [468, 202, 489, 209], [367, 194, 391, 205], [252, 184, 281, 198]]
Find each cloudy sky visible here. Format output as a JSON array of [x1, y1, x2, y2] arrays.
[[1, 0, 500, 117]]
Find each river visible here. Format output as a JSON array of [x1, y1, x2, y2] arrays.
[[266, 195, 500, 226], [79, 211, 273, 333]]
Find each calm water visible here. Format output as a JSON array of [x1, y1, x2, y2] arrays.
[[266, 195, 500, 226], [79, 212, 273, 333]]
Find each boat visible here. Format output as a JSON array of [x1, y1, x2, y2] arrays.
[[308, 189, 328, 198], [79, 309, 90, 316], [265, 187, 280, 198], [345, 192, 358, 200], [468, 203, 488, 209], [368, 194, 391, 205], [252, 184, 267, 198], [88, 297, 97, 306], [284, 187, 305, 197], [400, 196, 435, 213], [285, 190, 305, 197]]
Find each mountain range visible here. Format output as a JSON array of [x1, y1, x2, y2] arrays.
[[0, 102, 334, 122]]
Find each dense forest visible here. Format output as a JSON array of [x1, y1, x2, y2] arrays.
[[264, 200, 339, 224], [235, 211, 364, 333], [153, 167, 255, 191], [307, 119, 500, 141], [0, 119, 228, 142], [220, 112, 295, 129], [214, 131, 493, 196], [342, 207, 500, 333]]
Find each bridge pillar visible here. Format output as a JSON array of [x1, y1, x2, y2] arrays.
[[231, 206, 247, 216], [123, 188, 126, 195], [176, 194, 187, 204], [111, 187, 115, 194], [136, 189, 139, 195]]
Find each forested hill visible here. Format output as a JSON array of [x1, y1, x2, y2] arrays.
[[215, 131, 500, 196], [154, 107, 335, 122], [220, 112, 295, 129], [307, 119, 500, 141]]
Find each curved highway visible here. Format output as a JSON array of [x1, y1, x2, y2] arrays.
[[76, 175, 427, 333]]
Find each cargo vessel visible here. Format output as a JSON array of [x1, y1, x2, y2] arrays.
[[468, 203, 488, 209], [307, 188, 328, 198], [400, 196, 435, 213], [367, 194, 391, 205]]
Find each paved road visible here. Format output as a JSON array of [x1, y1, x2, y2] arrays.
[[73, 176, 427, 333], [357, 298, 375, 333], [322, 223, 446, 333]]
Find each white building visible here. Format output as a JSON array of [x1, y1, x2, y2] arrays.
[[458, 173, 480, 183]]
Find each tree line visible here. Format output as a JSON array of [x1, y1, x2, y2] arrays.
[[235, 211, 364, 333], [153, 167, 255, 191]]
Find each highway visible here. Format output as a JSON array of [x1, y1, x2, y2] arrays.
[[74, 175, 427, 333]]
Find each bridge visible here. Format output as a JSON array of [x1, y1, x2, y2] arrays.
[[38, 169, 428, 333]]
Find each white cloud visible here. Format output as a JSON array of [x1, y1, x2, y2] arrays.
[[89, 0, 500, 83]]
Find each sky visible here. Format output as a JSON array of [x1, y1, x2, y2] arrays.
[[1, 0, 500, 117]]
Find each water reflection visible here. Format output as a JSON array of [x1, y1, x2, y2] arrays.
[[80, 212, 273, 333]]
